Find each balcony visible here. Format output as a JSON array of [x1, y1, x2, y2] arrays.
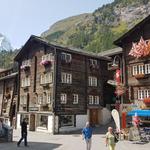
[[40, 54, 52, 66], [134, 74, 146, 79]]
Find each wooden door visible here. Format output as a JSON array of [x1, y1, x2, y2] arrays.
[[29, 114, 35, 131], [90, 109, 98, 126]]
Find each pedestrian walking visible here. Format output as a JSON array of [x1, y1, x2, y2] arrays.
[[82, 122, 93, 150], [105, 127, 118, 150], [17, 118, 28, 147]]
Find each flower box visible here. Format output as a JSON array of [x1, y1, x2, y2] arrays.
[[40, 60, 51, 66], [20, 65, 30, 70], [143, 98, 150, 106], [134, 74, 145, 79]]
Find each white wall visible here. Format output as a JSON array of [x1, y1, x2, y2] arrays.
[[76, 115, 88, 129], [17, 114, 21, 128], [48, 115, 53, 133]]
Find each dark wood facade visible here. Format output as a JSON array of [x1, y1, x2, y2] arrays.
[[114, 15, 150, 104], [14, 35, 111, 131], [0, 68, 18, 126], [15, 36, 110, 114]]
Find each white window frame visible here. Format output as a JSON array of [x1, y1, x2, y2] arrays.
[[61, 93, 67, 104], [22, 59, 31, 67], [73, 94, 78, 104], [42, 53, 52, 62], [138, 89, 150, 100], [138, 65, 144, 74], [40, 72, 53, 84], [37, 95, 43, 105], [88, 76, 97, 87], [61, 72, 72, 84], [89, 59, 97, 65], [61, 53, 72, 63], [46, 93, 52, 104], [21, 77, 30, 87], [132, 66, 138, 75], [145, 64, 150, 74], [94, 96, 99, 104], [89, 95, 94, 104], [20, 95, 27, 105]]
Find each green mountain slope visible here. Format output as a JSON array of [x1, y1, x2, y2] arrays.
[[41, 0, 150, 53]]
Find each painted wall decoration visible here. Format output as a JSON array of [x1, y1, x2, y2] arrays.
[[129, 37, 150, 58]]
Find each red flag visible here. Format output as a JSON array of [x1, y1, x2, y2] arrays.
[[115, 69, 121, 84]]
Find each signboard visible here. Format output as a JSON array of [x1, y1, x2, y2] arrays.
[[111, 109, 120, 131], [29, 107, 39, 111], [129, 127, 140, 141]]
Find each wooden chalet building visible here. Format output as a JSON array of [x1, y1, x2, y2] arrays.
[[14, 35, 111, 133], [0, 68, 18, 126], [114, 15, 150, 108]]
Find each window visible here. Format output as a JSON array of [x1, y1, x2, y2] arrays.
[[89, 59, 97, 65], [132, 64, 150, 75], [22, 59, 31, 67], [132, 66, 138, 75], [61, 93, 67, 104], [37, 115, 48, 129], [61, 73, 72, 84], [42, 53, 53, 61], [145, 64, 150, 74], [88, 76, 97, 87], [95, 96, 99, 104], [60, 115, 74, 127], [21, 77, 30, 87], [40, 72, 53, 84], [20, 95, 27, 105], [138, 65, 144, 74], [73, 94, 78, 104], [38, 95, 43, 104], [47, 93, 52, 104], [138, 89, 150, 100], [89, 95, 94, 104], [61, 53, 72, 63]]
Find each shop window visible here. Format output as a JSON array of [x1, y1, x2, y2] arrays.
[[60, 115, 74, 127], [37, 115, 48, 128]]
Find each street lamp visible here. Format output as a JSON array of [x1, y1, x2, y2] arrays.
[[112, 55, 127, 130]]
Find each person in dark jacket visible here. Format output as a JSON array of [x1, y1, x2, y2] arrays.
[[17, 118, 28, 147]]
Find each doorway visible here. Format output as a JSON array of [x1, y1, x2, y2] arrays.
[[90, 109, 98, 126]]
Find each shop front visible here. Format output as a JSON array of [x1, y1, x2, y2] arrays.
[[17, 112, 54, 133]]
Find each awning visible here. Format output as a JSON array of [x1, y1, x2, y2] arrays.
[[127, 109, 150, 117]]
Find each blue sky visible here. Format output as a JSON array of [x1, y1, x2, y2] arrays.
[[0, 0, 114, 49]]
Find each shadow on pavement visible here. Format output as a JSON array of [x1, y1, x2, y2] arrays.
[[0, 141, 62, 150]]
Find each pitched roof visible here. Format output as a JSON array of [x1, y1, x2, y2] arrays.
[[98, 47, 122, 57], [114, 15, 150, 47], [14, 35, 111, 61]]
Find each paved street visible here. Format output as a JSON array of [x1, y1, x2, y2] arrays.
[[0, 125, 150, 150]]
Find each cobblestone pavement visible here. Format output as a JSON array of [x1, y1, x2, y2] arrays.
[[0, 128, 150, 150]]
